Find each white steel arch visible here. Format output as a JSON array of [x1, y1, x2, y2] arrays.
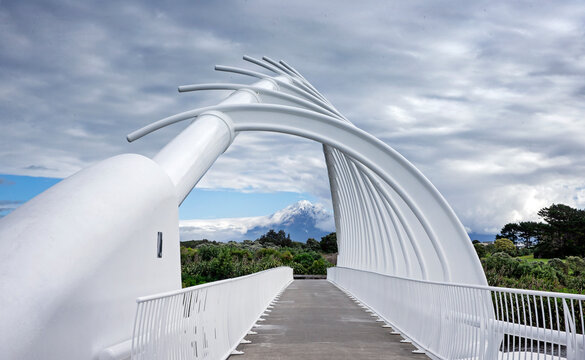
[[128, 56, 485, 285]]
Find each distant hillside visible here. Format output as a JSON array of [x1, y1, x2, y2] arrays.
[[180, 200, 334, 242]]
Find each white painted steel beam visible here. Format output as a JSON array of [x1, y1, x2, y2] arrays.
[[130, 101, 485, 284], [127, 55, 486, 285]]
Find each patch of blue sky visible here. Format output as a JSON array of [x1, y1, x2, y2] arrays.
[[0, 174, 62, 217], [467, 232, 496, 243], [179, 188, 320, 220], [0, 173, 321, 220], [0, 174, 61, 202]]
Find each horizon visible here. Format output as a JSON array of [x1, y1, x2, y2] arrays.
[[0, 173, 501, 243]]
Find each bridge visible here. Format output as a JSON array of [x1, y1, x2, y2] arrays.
[[0, 56, 583, 360], [227, 279, 429, 360]]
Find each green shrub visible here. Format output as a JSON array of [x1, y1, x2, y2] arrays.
[[207, 248, 235, 280], [474, 243, 486, 258], [231, 248, 253, 261], [566, 256, 585, 276], [198, 245, 220, 261], [293, 252, 315, 269], [256, 248, 279, 260], [482, 252, 520, 278], [308, 258, 330, 275], [494, 238, 516, 255], [566, 275, 585, 293], [257, 255, 282, 270], [548, 258, 568, 274], [180, 247, 198, 264], [180, 231, 340, 287], [291, 262, 307, 275], [279, 250, 293, 264]]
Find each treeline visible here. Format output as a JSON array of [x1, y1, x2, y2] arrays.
[[471, 203, 585, 294], [180, 230, 337, 287], [496, 203, 585, 258]]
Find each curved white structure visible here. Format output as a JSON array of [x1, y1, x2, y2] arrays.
[[127, 56, 486, 285], [0, 155, 182, 359], [2, 56, 581, 359]]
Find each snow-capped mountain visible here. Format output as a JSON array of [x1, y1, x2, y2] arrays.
[[179, 200, 335, 242]]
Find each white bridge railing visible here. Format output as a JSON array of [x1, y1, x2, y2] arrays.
[[131, 267, 293, 360], [328, 266, 585, 360]]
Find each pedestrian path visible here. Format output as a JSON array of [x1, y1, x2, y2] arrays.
[[230, 279, 429, 360]]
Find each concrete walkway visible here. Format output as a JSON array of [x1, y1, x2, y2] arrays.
[[230, 280, 429, 360]]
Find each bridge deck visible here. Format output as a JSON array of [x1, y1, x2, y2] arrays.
[[231, 279, 429, 360]]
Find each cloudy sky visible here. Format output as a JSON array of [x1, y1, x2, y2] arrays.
[[1, 0, 584, 236]]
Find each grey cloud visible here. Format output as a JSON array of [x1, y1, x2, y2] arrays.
[[1, 0, 585, 233], [24, 165, 54, 171], [0, 200, 23, 205]]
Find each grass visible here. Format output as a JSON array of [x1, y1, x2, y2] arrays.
[[517, 254, 547, 262], [517, 254, 566, 263]]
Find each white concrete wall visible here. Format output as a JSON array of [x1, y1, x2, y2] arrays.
[[0, 154, 181, 359]]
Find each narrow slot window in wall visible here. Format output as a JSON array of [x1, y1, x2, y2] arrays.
[[157, 232, 163, 258]]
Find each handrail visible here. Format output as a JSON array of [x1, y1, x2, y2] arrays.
[[132, 267, 293, 360], [329, 267, 585, 360], [334, 266, 585, 300], [136, 266, 289, 302]]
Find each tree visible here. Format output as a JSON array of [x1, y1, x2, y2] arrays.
[[516, 221, 542, 247], [257, 229, 291, 247], [497, 223, 521, 244], [305, 238, 321, 252], [497, 221, 543, 247], [320, 232, 338, 253], [494, 238, 516, 255], [535, 204, 585, 257]]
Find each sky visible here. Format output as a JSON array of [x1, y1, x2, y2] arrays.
[[1, 0, 585, 236]]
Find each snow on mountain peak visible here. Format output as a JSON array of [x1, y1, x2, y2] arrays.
[[271, 200, 329, 222]]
